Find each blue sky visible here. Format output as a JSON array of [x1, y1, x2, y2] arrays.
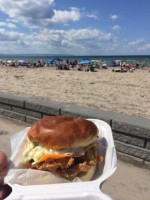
[[0, 0, 150, 55]]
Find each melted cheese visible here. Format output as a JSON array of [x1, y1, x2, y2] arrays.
[[38, 154, 71, 163], [21, 139, 86, 165]]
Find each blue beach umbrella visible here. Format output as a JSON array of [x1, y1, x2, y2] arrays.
[[46, 58, 63, 66], [79, 59, 92, 65], [18, 60, 28, 66], [107, 60, 116, 67], [51, 58, 63, 63]]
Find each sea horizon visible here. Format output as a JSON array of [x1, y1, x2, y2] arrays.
[[1, 54, 150, 66]]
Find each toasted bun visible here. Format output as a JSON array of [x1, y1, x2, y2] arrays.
[[28, 116, 98, 150]]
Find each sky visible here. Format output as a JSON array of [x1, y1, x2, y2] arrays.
[[0, 0, 150, 55]]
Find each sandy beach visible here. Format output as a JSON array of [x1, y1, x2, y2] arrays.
[[0, 66, 150, 119]]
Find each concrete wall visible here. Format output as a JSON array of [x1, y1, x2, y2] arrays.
[[0, 91, 150, 167]]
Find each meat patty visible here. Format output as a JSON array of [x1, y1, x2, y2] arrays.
[[25, 145, 98, 180]]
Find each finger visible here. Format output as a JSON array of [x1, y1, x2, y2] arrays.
[[0, 152, 8, 184], [0, 185, 12, 200], [0, 152, 8, 171], [0, 166, 8, 183]]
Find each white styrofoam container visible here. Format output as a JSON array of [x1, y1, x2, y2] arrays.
[[5, 119, 117, 200]]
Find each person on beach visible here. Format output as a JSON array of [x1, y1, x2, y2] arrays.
[[0, 151, 12, 199]]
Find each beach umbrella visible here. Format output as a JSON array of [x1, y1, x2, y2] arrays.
[[107, 60, 116, 67], [51, 58, 63, 63], [79, 59, 92, 65], [55, 58, 63, 62], [17, 60, 28, 66], [7, 60, 13, 66], [50, 58, 63, 66]]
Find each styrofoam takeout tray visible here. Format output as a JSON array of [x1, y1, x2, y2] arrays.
[[5, 119, 118, 200]]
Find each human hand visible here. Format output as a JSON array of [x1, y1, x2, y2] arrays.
[[0, 151, 12, 200], [0, 151, 8, 183]]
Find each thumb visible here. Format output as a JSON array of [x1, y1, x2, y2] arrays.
[[0, 152, 8, 183]]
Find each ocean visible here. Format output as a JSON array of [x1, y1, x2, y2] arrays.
[[0, 55, 150, 66]]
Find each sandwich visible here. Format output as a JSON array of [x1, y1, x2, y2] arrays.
[[21, 116, 103, 181]]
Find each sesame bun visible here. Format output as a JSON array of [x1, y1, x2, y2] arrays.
[[28, 116, 98, 150]]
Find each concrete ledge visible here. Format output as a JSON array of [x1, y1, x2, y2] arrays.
[[12, 106, 42, 119], [112, 115, 150, 139], [146, 140, 150, 150], [115, 140, 150, 161], [0, 103, 11, 110], [61, 104, 112, 125], [113, 130, 145, 148], [0, 108, 26, 121], [25, 97, 63, 116], [26, 116, 39, 124], [0, 91, 25, 108]]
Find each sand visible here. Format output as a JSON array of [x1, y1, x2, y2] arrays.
[[0, 65, 150, 119]]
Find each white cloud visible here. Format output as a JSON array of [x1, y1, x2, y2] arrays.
[[0, 0, 116, 54], [128, 38, 145, 46], [6, 18, 18, 23], [7, 23, 16, 28], [0, 22, 16, 28], [50, 7, 81, 25], [110, 15, 118, 20], [29, 28, 114, 54], [0, 0, 81, 28], [0, 0, 54, 19], [112, 25, 120, 31], [86, 13, 98, 19], [122, 38, 150, 54], [0, 28, 115, 54], [0, 28, 24, 41], [138, 43, 150, 51]]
